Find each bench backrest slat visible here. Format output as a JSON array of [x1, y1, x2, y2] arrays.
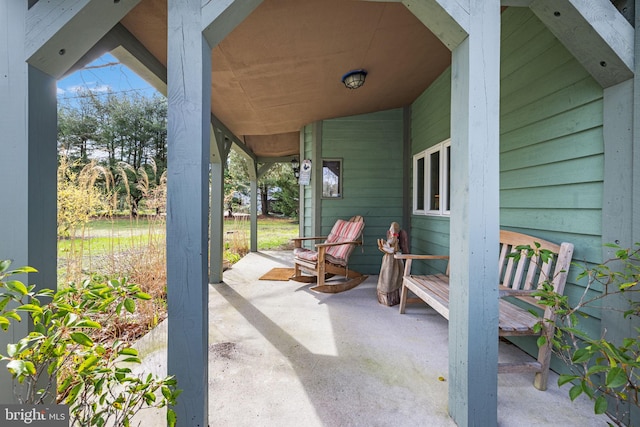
[[498, 244, 509, 279], [498, 230, 570, 293]]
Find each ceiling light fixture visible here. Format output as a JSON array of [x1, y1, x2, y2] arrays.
[[341, 69, 367, 89]]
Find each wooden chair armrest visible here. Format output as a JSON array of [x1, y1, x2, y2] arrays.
[[316, 240, 362, 248], [292, 236, 328, 242], [291, 236, 328, 248]]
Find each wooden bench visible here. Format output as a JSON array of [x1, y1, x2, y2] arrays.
[[394, 230, 574, 390]]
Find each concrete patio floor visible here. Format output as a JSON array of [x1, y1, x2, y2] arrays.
[[135, 251, 608, 426]]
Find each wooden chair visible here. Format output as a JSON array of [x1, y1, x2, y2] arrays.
[[395, 230, 574, 390], [291, 216, 367, 293]]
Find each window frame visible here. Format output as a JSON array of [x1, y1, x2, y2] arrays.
[[321, 158, 343, 199], [412, 151, 427, 214], [412, 138, 451, 216]]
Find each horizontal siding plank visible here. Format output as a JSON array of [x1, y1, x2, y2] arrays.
[[500, 182, 602, 209], [412, 68, 451, 153], [500, 128, 603, 171], [500, 208, 601, 236], [502, 57, 590, 112], [501, 44, 579, 98], [500, 155, 603, 189], [501, 28, 563, 79], [501, 7, 536, 39], [501, 78, 603, 134], [501, 101, 603, 152], [501, 9, 545, 56], [411, 215, 450, 232]]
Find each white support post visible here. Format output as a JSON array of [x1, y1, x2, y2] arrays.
[[448, 1, 501, 426], [167, 0, 211, 424]]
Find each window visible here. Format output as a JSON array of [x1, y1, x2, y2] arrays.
[[322, 159, 342, 198], [413, 139, 451, 216]]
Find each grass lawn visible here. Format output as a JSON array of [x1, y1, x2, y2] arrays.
[[57, 215, 299, 258], [223, 216, 298, 250]]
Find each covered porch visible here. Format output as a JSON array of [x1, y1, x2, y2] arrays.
[[134, 251, 606, 426], [2, 0, 638, 425]]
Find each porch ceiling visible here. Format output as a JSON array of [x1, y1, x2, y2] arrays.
[[120, 0, 451, 158]]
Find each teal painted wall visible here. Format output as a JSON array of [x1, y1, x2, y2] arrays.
[[320, 109, 405, 274], [301, 124, 314, 241], [410, 68, 452, 275], [500, 8, 604, 358], [409, 8, 604, 359]]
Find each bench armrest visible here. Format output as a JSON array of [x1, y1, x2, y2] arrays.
[[394, 254, 449, 260], [394, 253, 450, 277]]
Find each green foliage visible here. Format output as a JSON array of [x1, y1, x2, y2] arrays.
[[226, 151, 298, 217], [269, 170, 299, 218], [0, 260, 178, 427], [58, 90, 167, 171], [58, 89, 168, 218], [520, 243, 640, 427]]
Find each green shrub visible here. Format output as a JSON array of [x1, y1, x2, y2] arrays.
[[517, 243, 640, 426], [0, 260, 179, 427]]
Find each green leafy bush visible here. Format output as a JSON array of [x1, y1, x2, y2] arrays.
[[0, 260, 179, 427], [518, 243, 640, 426]]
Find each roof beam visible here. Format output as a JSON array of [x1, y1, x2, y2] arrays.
[[109, 24, 168, 96], [256, 155, 298, 164], [201, 0, 263, 49], [210, 125, 232, 164], [257, 163, 274, 180], [61, 26, 121, 78], [63, 23, 168, 97], [210, 114, 257, 164], [400, 0, 470, 50], [530, 0, 634, 88], [25, 0, 140, 78], [367, 0, 470, 49]]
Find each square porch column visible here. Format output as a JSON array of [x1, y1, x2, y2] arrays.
[[0, 2, 57, 404], [167, 0, 211, 424], [448, 1, 501, 426]]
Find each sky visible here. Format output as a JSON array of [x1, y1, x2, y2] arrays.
[[56, 52, 159, 102]]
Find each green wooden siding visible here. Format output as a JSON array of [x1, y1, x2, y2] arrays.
[[410, 67, 452, 274], [499, 7, 604, 268], [409, 7, 604, 357], [301, 124, 314, 242], [320, 109, 405, 274]]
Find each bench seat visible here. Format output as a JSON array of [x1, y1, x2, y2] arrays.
[[395, 230, 574, 390]]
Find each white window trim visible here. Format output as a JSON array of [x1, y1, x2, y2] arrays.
[[443, 139, 451, 215], [413, 138, 451, 217], [412, 151, 427, 215]]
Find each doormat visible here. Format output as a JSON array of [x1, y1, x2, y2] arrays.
[[259, 268, 295, 281]]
